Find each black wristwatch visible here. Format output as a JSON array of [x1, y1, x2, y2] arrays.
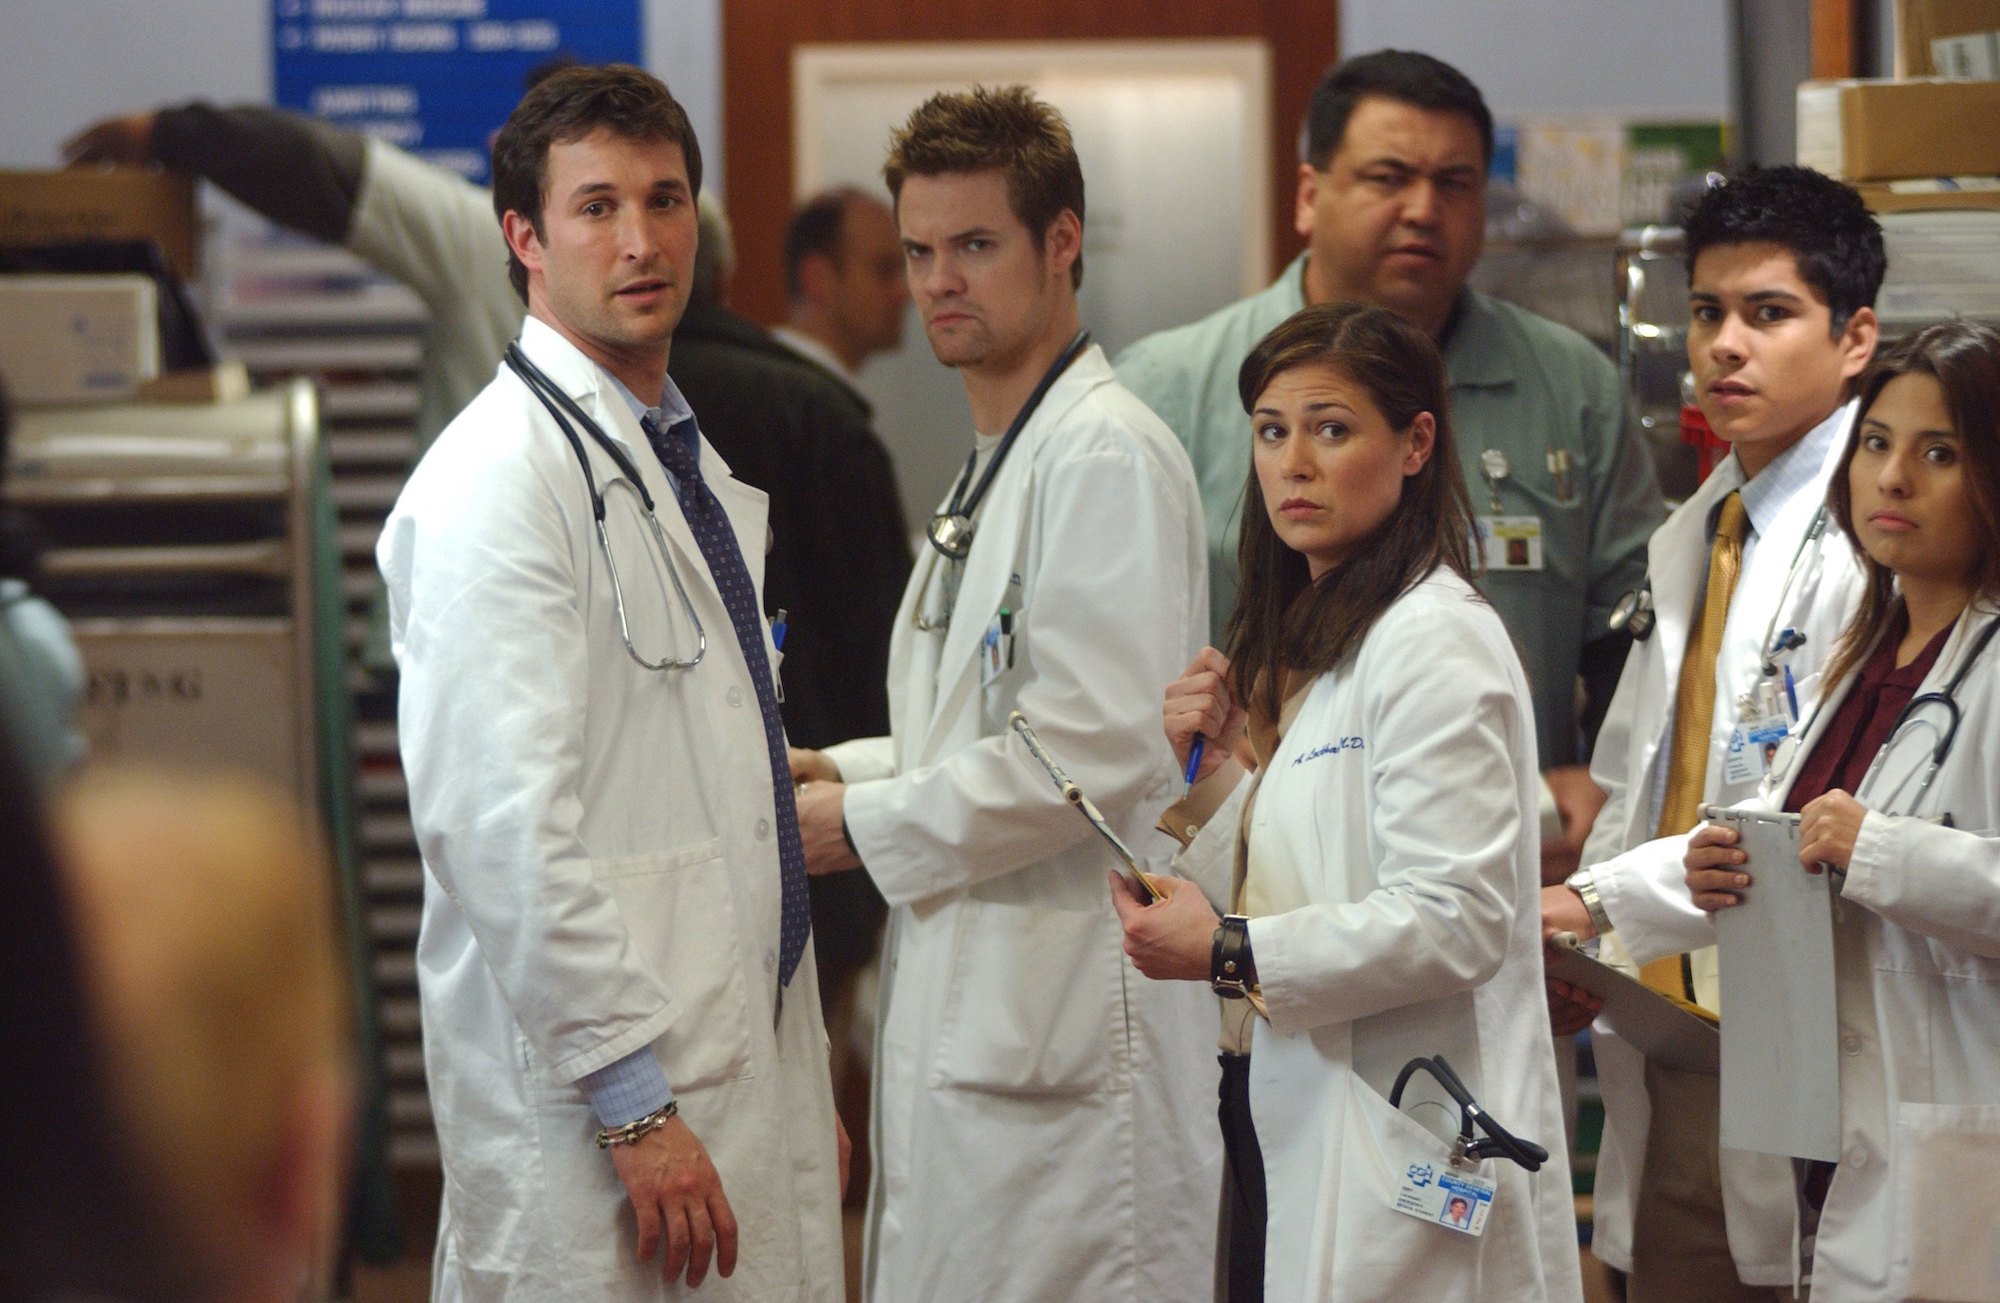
[[1210, 914, 1256, 999]]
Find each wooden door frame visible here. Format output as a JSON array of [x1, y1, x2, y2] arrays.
[[1811, 0, 1864, 78]]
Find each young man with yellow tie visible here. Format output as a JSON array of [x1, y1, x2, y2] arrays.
[[1540, 166, 1882, 1299]]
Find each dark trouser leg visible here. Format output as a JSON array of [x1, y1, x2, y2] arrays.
[[1216, 1052, 1266, 1303]]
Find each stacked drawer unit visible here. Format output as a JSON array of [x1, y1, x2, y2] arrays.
[[8, 381, 330, 793]]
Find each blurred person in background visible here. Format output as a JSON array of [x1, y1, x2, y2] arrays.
[[774, 187, 910, 394], [0, 721, 162, 1302], [53, 765, 355, 1303], [0, 758, 353, 1302]]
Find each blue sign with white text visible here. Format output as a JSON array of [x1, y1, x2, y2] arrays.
[[272, 0, 642, 184]]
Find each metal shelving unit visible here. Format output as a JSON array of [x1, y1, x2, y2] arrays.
[[209, 235, 439, 1168]]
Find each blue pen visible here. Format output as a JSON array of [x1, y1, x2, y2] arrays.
[[1183, 734, 1205, 796], [771, 608, 788, 651], [1783, 664, 1798, 722]]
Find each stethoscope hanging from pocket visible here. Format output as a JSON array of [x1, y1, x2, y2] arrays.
[[1390, 1053, 1550, 1173], [1381, 1054, 1549, 1238]]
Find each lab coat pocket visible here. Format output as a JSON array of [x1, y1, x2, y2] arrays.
[[590, 839, 755, 1093], [1894, 1101, 2000, 1301], [929, 899, 1118, 1097], [1333, 1074, 1483, 1289]]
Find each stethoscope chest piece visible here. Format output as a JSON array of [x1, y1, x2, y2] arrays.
[[1609, 584, 1656, 641], [928, 512, 976, 561]]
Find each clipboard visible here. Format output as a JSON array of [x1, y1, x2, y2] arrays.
[[1008, 712, 1168, 904], [1700, 803, 1842, 1162], [1544, 936, 1720, 1074]]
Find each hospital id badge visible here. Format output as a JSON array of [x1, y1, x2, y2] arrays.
[[1474, 515, 1544, 571], [1722, 713, 1788, 787], [1391, 1158, 1496, 1237]]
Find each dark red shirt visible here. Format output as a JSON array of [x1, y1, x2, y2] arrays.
[[1785, 612, 1952, 812], [1783, 610, 1952, 1212]]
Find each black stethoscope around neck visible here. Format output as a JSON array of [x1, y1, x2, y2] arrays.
[[1876, 612, 2000, 813], [924, 329, 1092, 562], [1610, 503, 1831, 654], [502, 342, 707, 671]]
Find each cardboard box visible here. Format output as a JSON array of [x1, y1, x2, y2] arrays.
[[1797, 78, 2000, 181], [1897, 0, 2000, 75], [0, 274, 161, 404], [0, 168, 196, 281]]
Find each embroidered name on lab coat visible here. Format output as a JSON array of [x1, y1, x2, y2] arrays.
[[1293, 736, 1365, 765]]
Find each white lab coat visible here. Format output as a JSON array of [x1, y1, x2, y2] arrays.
[[1578, 406, 1865, 1283], [1746, 601, 2000, 1301], [1173, 568, 1580, 1302], [379, 318, 842, 1301], [823, 346, 1221, 1302]]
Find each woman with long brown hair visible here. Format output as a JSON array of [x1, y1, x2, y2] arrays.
[[1685, 320, 2000, 1299], [1112, 301, 1580, 1301]]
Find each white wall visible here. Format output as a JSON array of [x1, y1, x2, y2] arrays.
[[1341, 0, 1731, 119], [0, 0, 725, 187]]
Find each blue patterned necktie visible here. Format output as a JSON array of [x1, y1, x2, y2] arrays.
[[644, 415, 810, 989]]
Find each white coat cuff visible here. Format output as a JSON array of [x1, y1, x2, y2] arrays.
[[1591, 838, 1715, 965], [1839, 808, 1895, 906], [823, 735, 895, 784], [840, 775, 925, 907]]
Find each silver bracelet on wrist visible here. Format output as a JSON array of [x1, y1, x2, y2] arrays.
[[1570, 872, 1613, 938], [595, 1099, 678, 1149]]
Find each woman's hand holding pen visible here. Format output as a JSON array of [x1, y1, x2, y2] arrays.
[[1164, 647, 1245, 787]]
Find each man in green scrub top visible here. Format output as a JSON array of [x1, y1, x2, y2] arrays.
[[1118, 50, 1663, 873]]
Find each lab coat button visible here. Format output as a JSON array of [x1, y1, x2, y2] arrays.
[[1847, 1148, 1868, 1170], [755, 818, 770, 840], [1841, 1033, 1862, 1055], [727, 687, 744, 708]]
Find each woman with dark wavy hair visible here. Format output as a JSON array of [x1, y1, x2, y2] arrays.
[[1685, 320, 2000, 1299], [1113, 301, 1580, 1301]]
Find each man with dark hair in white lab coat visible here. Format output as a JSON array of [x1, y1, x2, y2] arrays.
[[789, 85, 1221, 1303], [379, 64, 843, 1301]]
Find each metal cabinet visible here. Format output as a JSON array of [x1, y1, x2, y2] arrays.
[[8, 382, 328, 801]]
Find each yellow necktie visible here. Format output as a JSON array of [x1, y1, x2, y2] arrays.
[[1641, 491, 1748, 1010]]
